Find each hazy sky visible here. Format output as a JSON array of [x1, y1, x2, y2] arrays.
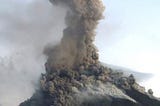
[[0, 0, 160, 106], [96, 0, 160, 96]]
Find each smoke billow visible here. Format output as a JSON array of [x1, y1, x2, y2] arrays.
[[0, 0, 66, 106], [1, 0, 107, 105], [44, 0, 105, 69]]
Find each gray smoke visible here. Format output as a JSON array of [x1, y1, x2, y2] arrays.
[[44, 0, 105, 70], [0, 0, 66, 106]]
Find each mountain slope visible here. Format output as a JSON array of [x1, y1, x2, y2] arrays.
[[20, 63, 160, 106]]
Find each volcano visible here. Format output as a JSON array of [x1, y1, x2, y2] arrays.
[[20, 0, 160, 106]]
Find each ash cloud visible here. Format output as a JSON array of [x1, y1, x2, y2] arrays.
[[44, 0, 105, 70], [0, 0, 66, 106]]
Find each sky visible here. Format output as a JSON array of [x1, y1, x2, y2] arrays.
[[0, 0, 160, 106], [96, 0, 160, 96]]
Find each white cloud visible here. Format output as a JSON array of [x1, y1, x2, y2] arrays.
[[0, 0, 66, 106]]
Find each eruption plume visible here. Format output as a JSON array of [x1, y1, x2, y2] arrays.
[[44, 0, 105, 69]]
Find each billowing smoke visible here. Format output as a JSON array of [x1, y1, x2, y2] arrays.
[[44, 0, 105, 70], [0, 0, 66, 106], [0, 0, 104, 105]]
